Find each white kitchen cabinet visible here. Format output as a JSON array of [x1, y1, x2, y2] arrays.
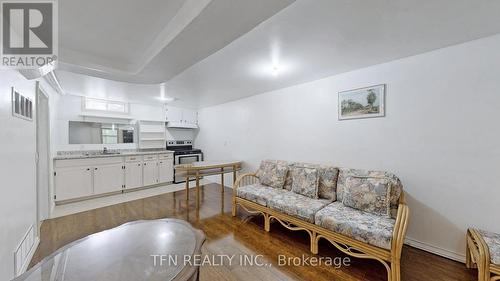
[[143, 160, 158, 186], [166, 106, 198, 128], [54, 152, 174, 202], [54, 166, 93, 201], [183, 109, 198, 125], [166, 106, 183, 123], [93, 163, 124, 195], [158, 159, 174, 183], [125, 162, 143, 189]]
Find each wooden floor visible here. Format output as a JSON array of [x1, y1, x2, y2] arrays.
[[30, 184, 476, 281]]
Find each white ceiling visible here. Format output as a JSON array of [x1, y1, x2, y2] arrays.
[[56, 0, 500, 108], [55, 70, 164, 106], [58, 0, 295, 83], [165, 0, 500, 107], [59, 0, 186, 73]]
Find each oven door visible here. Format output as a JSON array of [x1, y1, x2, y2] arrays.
[[174, 153, 203, 183]]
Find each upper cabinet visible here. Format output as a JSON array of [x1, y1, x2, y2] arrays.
[[166, 106, 182, 123], [182, 109, 198, 125], [166, 106, 198, 129]]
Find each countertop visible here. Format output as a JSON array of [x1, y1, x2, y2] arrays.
[[54, 149, 174, 160]]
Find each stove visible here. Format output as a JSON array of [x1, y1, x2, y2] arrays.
[[167, 140, 203, 183]]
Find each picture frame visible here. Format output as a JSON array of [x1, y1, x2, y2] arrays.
[[338, 84, 385, 120]]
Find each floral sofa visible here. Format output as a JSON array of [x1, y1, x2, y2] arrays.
[[232, 160, 409, 281]]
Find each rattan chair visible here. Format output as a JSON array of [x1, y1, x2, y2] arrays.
[[466, 228, 500, 281]]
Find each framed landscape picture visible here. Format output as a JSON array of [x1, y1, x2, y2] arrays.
[[338, 84, 385, 120]]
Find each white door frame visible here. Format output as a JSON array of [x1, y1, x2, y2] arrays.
[[35, 82, 51, 234]]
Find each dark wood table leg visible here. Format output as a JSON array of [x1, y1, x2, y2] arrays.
[[233, 165, 237, 185], [185, 174, 190, 201], [220, 191, 224, 214], [221, 167, 225, 194], [196, 171, 200, 210]]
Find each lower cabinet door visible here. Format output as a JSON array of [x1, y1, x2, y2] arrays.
[[55, 167, 93, 201], [158, 160, 173, 183], [93, 163, 124, 195], [125, 162, 143, 189], [143, 160, 158, 186]]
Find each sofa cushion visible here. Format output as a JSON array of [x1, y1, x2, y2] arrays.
[[342, 176, 391, 217], [291, 166, 319, 199], [338, 168, 402, 218], [256, 160, 289, 189], [477, 229, 500, 265], [236, 183, 284, 206], [315, 165, 339, 201], [268, 191, 330, 223], [314, 202, 395, 250], [289, 162, 339, 201], [283, 169, 294, 191]]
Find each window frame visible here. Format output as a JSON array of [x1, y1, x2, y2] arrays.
[[82, 97, 130, 114]]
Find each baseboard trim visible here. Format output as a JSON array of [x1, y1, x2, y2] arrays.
[[405, 237, 465, 263]]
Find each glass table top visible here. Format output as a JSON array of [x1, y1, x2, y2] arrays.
[[14, 219, 204, 281]]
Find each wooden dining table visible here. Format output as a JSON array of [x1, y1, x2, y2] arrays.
[[175, 160, 242, 208]]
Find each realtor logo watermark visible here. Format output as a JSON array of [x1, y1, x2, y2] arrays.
[[1, 0, 57, 69]]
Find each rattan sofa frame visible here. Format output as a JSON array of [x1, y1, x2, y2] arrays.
[[466, 228, 500, 281], [232, 172, 410, 281]]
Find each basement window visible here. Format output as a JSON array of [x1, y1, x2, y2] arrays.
[[83, 97, 129, 114]]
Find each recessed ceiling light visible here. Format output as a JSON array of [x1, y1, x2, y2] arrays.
[[271, 65, 280, 76], [251, 61, 293, 78]]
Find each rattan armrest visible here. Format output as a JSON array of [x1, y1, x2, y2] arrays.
[[391, 192, 410, 259], [234, 172, 259, 191]]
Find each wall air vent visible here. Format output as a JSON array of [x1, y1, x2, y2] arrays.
[[11, 87, 33, 121], [13, 224, 38, 276]]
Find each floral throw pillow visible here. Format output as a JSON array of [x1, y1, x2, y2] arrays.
[[291, 166, 319, 199], [256, 160, 288, 188], [342, 176, 392, 217]]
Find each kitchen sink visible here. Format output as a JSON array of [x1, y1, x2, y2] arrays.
[[100, 152, 121, 155], [83, 151, 122, 156]]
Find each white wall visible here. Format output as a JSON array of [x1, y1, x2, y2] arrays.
[[196, 34, 500, 261], [54, 95, 160, 151], [0, 70, 60, 280], [54, 95, 196, 151]]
